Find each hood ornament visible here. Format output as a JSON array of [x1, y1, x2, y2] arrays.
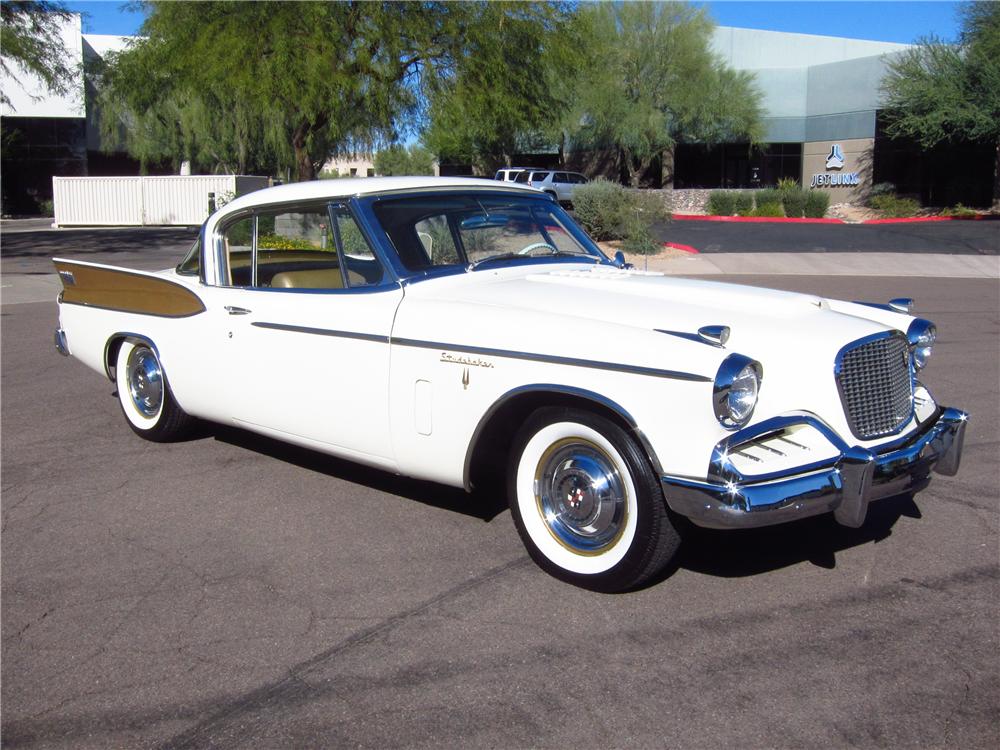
[[698, 325, 730, 347]]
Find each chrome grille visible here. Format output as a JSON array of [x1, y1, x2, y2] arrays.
[[836, 334, 913, 439]]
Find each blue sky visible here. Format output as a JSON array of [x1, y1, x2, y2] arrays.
[[65, 1, 964, 45]]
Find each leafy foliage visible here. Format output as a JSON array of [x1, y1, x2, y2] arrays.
[[0, 0, 75, 110], [880, 2, 1000, 206], [803, 191, 830, 219], [567, 2, 762, 186], [870, 194, 920, 217], [706, 191, 736, 216], [373, 145, 436, 176], [572, 179, 667, 254], [98, 1, 498, 180], [750, 202, 784, 218], [572, 179, 633, 240], [421, 2, 584, 173]]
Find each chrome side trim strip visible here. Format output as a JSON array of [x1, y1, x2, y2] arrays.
[[251, 321, 390, 344], [243, 324, 709, 382], [392, 337, 712, 382]]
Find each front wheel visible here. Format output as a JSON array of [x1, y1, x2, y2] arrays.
[[508, 407, 681, 592], [115, 339, 194, 442]]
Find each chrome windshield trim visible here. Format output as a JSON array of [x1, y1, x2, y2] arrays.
[[391, 337, 712, 382], [251, 322, 390, 343]]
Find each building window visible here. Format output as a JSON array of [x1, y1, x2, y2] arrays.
[[350, 167, 357, 177], [367, 168, 375, 177], [675, 143, 803, 189]]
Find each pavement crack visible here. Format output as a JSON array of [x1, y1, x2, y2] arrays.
[[158, 555, 530, 750]]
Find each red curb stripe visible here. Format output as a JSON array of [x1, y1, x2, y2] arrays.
[[863, 215, 999, 224], [664, 241, 699, 254], [672, 214, 844, 224]]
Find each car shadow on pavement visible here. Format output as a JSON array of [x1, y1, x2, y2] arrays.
[[210, 425, 509, 522], [205, 423, 921, 580], [666, 492, 922, 581]]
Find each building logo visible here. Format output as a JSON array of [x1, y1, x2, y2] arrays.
[[811, 143, 860, 188], [826, 144, 845, 170]]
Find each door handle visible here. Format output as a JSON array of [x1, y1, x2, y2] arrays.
[[225, 305, 252, 315]]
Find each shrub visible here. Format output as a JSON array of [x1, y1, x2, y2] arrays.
[[751, 202, 785, 218], [781, 189, 807, 218], [941, 203, 977, 218], [868, 182, 896, 202], [619, 190, 669, 255], [39, 199, 54, 217], [734, 192, 754, 216], [707, 190, 737, 216], [573, 179, 631, 240], [870, 194, 919, 218], [804, 190, 830, 218], [776, 177, 799, 192], [754, 188, 783, 209]]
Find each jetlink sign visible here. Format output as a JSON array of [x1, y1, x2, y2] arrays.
[[810, 144, 861, 188]]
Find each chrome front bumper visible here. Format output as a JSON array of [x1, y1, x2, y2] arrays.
[[662, 407, 967, 530]]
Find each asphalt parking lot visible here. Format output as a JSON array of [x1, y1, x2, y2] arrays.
[[2, 226, 998, 748]]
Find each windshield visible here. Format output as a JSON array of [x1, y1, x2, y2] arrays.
[[370, 193, 604, 273]]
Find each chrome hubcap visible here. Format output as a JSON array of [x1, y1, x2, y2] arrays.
[[127, 347, 162, 417], [534, 438, 627, 554]]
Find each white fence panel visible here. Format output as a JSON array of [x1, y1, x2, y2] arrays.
[[53, 177, 144, 226], [52, 175, 270, 227], [142, 176, 237, 225]]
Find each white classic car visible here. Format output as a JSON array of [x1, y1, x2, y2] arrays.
[[54, 177, 967, 592]]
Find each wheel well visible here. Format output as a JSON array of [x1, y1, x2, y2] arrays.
[[104, 333, 157, 382], [464, 389, 652, 492]]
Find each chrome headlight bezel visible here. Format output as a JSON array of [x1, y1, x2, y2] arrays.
[[713, 354, 763, 430], [906, 318, 936, 371]]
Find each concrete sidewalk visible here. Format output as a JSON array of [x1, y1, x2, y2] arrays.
[[638, 251, 1000, 278]]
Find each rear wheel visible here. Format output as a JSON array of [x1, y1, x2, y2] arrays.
[[115, 340, 193, 442], [507, 407, 681, 592]]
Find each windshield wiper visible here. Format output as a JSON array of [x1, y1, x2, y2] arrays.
[[467, 250, 598, 272], [466, 252, 525, 271]]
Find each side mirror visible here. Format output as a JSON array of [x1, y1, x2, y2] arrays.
[[613, 250, 633, 270]]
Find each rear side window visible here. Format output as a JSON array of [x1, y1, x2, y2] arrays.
[[530, 172, 551, 182], [514, 171, 531, 183]]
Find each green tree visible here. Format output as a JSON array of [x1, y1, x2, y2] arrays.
[[421, 1, 584, 174], [373, 144, 436, 176], [568, 2, 762, 187], [880, 2, 1000, 209], [99, 1, 467, 180], [1, 0, 75, 110]]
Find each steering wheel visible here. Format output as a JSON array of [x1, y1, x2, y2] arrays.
[[518, 242, 558, 256]]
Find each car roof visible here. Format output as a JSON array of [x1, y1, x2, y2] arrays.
[[216, 176, 538, 216]]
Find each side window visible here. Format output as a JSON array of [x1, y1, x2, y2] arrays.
[[222, 205, 385, 290], [223, 216, 255, 286], [329, 205, 387, 288], [415, 214, 460, 265], [554, 173, 569, 183], [514, 171, 531, 183]]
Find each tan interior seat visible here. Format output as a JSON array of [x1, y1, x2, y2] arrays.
[[269, 268, 364, 289]]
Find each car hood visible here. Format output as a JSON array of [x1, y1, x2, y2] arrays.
[[412, 265, 897, 365]]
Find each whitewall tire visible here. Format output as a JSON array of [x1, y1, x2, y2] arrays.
[[508, 407, 681, 592], [115, 340, 193, 442]]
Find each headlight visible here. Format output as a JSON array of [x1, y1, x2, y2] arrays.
[[713, 354, 762, 429], [907, 319, 936, 370]]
